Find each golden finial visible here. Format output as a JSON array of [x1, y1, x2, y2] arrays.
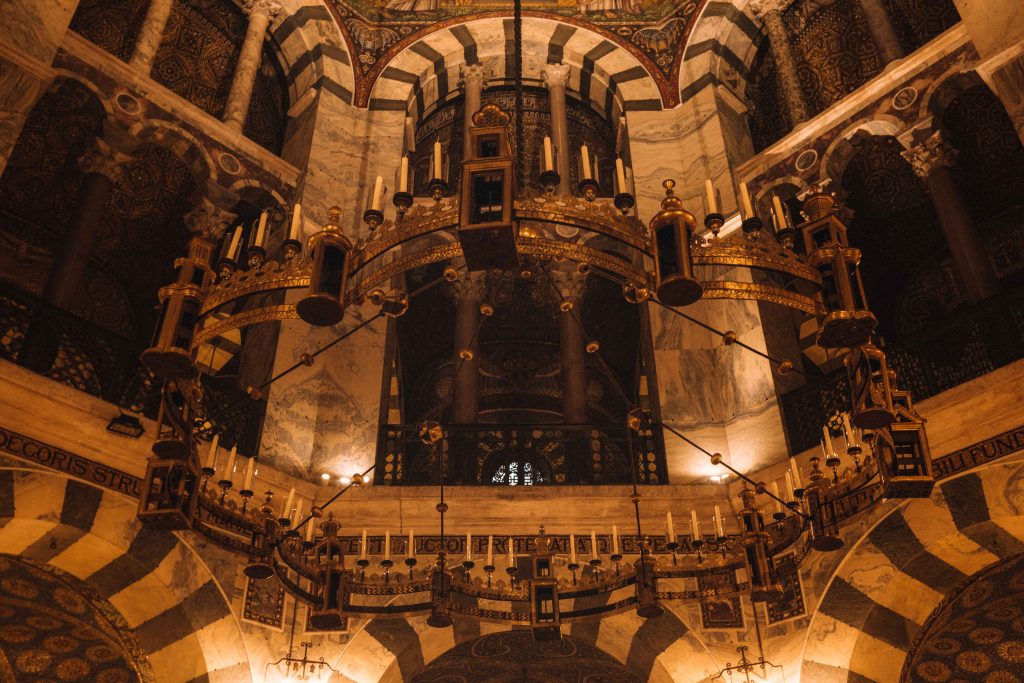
[[660, 179, 683, 211]]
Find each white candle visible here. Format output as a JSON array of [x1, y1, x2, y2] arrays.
[[615, 158, 627, 194], [360, 529, 367, 559], [289, 204, 302, 242], [590, 530, 598, 559], [705, 179, 718, 214], [226, 228, 242, 261], [242, 457, 254, 490], [543, 136, 554, 172], [305, 518, 315, 542], [823, 425, 836, 456], [292, 499, 302, 524], [408, 528, 415, 557], [370, 175, 384, 212], [739, 182, 755, 220], [772, 195, 788, 230], [223, 445, 237, 482], [770, 482, 783, 514], [465, 532, 471, 562], [569, 533, 576, 564], [785, 471, 795, 501], [205, 433, 219, 470], [432, 140, 442, 180], [611, 524, 619, 555], [843, 412, 857, 446], [398, 155, 409, 194], [486, 534, 494, 566], [507, 537, 514, 566], [384, 529, 391, 561], [580, 145, 592, 180], [283, 487, 295, 518], [254, 210, 267, 248], [690, 510, 701, 542], [666, 512, 676, 543], [714, 505, 724, 537]]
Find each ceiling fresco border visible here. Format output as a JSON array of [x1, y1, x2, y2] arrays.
[[324, 0, 709, 107]]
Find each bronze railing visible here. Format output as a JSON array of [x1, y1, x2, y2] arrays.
[[781, 285, 1024, 453], [0, 282, 265, 455]]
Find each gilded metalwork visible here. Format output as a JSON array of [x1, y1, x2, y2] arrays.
[[693, 232, 823, 286], [514, 192, 649, 251], [701, 281, 822, 316], [192, 304, 299, 347], [200, 258, 311, 315]]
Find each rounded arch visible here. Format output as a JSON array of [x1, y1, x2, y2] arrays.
[[0, 467, 253, 682], [365, 16, 665, 116], [801, 458, 1024, 682], [921, 66, 987, 122], [273, 0, 356, 102], [126, 120, 216, 202], [821, 117, 905, 182], [679, 0, 763, 103]]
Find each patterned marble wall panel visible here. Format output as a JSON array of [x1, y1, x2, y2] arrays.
[[0, 0, 79, 65]]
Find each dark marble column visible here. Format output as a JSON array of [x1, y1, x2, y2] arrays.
[[750, 0, 810, 126], [129, 0, 175, 74], [858, 0, 904, 67], [451, 270, 486, 424], [224, 0, 281, 131], [553, 269, 588, 425], [902, 131, 999, 302]]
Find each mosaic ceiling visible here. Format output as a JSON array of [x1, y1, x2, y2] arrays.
[[326, 0, 707, 104]]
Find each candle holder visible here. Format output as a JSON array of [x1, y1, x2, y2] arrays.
[[356, 558, 369, 581], [362, 208, 384, 231], [201, 466, 215, 492], [217, 258, 237, 281], [588, 557, 603, 573], [483, 564, 495, 588], [577, 178, 599, 202], [610, 554, 623, 575], [540, 170, 560, 194], [462, 559, 475, 573], [381, 558, 394, 583], [277, 515, 292, 529], [392, 190, 413, 217], [239, 489, 254, 514], [246, 246, 266, 272], [505, 566, 518, 588], [405, 556, 417, 580], [776, 225, 796, 250], [794, 487, 805, 500], [281, 238, 302, 262], [666, 540, 679, 565], [613, 192, 635, 215], [704, 212, 725, 239], [691, 538, 705, 564], [568, 562, 580, 585], [741, 216, 763, 237], [217, 479, 233, 506], [427, 179, 447, 203], [773, 510, 788, 522]]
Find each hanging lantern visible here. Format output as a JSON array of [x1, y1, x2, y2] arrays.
[[528, 529, 561, 639], [458, 104, 519, 271], [798, 190, 876, 349], [141, 235, 214, 379], [309, 515, 348, 630], [873, 390, 935, 498], [244, 496, 279, 580], [634, 540, 663, 618], [297, 207, 352, 327], [845, 343, 895, 429], [804, 458, 844, 551], [426, 554, 454, 628], [138, 383, 201, 530], [649, 179, 702, 307], [738, 487, 783, 602]]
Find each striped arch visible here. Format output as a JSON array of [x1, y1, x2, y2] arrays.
[[0, 467, 251, 683], [367, 17, 663, 126], [801, 459, 1024, 683], [271, 0, 356, 106], [335, 595, 717, 681], [679, 0, 764, 103]]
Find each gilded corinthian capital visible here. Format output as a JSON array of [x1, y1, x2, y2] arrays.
[[243, 0, 283, 19], [749, 0, 794, 17], [77, 138, 132, 180], [900, 130, 958, 179]]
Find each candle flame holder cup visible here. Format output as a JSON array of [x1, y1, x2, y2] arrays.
[[540, 170, 560, 195], [614, 192, 635, 214], [362, 208, 384, 231], [281, 239, 301, 262], [392, 190, 413, 217], [428, 179, 447, 203], [577, 179, 599, 202], [246, 246, 266, 272]]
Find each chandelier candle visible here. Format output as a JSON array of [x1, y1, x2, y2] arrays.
[[770, 482, 783, 515], [569, 533, 576, 564], [283, 487, 295, 519], [205, 433, 219, 470], [690, 510, 701, 542], [739, 182, 755, 220], [254, 210, 267, 248], [224, 445, 237, 482], [242, 457, 254, 491], [785, 470, 795, 501], [370, 176, 384, 212], [616, 159, 627, 195], [305, 517, 315, 542], [226, 228, 242, 261], [666, 512, 676, 543], [772, 195, 788, 231], [409, 529, 415, 557], [580, 145, 592, 180], [292, 499, 302, 525], [398, 156, 409, 194], [384, 530, 391, 561], [704, 179, 718, 215], [714, 505, 724, 537], [360, 529, 367, 559], [289, 204, 302, 242], [486, 535, 493, 567], [465, 532, 471, 562], [432, 140, 443, 180], [790, 456, 803, 489], [590, 530, 598, 559], [507, 537, 514, 566], [612, 525, 619, 555]]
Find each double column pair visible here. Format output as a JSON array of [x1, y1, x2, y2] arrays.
[[128, 0, 281, 131]]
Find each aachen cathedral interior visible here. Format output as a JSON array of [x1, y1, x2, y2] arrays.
[[0, 0, 1023, 680]]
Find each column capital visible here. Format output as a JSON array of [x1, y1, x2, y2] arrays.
[[461, 63, 488, 91], [184, 197, 238, 241], [77, 137, 132, 180], [551, 267, 588, 300], [900, 130, 958, 179], [450, 269, 488, 302], [542, 63, 572, 88], [243, 0, 283, 19], [749, 0, 793, 17]]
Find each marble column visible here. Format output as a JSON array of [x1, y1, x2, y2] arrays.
[[129, 0, 175, 74], [44, 138, 132, 308], [857, 0, 904, 67], [901, 131, 999, 302], [553, 269, 588, 425], [750, 0, 810, 126], [543, 63, 572, 194], [462, 64, 487, 155], [223, 0, 281, 131], [451, 270, 486, 424]]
